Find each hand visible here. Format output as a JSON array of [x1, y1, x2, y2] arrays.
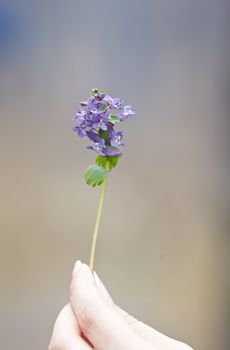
[[49, 261, 193, 350]]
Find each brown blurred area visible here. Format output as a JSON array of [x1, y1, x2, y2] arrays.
[[0, 1, 229, 349]]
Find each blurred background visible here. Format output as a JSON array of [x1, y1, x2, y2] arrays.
[[0, 1, 229, 349]]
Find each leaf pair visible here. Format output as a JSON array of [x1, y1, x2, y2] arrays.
[[84, 165, 109, 187], [84, 155, 120, 187]]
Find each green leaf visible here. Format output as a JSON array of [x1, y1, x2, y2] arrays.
[[98, 129, 109, 141], [96, 155, 120, 170], [108, 114, 120, 124], [84, 164, 109, 187], [96, 155, 107, 168], [91, 88, 104, 96], [108, 155, 120, 169], [91, 88, 99, 96], [99, 101, 109, 112]]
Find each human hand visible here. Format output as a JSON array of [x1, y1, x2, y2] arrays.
[[49, 261, 193, 350]]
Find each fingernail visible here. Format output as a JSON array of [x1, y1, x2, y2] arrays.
[[74, 260, 82, 272]]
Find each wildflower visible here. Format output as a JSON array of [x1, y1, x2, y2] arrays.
[[72, 88, 135, 270], [120, 105, 135, 120], [73, 89, 135, 157]]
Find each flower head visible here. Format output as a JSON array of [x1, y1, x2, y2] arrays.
[[73, 89, 135, 157]]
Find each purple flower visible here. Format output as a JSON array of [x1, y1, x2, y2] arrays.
[[73, 109, 87, 122], [92, 115, 108, 131], [73, 89, 135, 157], [102, 147, 122, 156], [86, 130, 102, 143], [120, 105, 135, 120], [110, 131, 124, 147], [112, 98, 124, 110], [87, 143, 103, 154], [73, 125, 86, 137], [86, 137, 105, 154]]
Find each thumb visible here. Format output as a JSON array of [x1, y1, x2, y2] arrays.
[[70, 261, 151, 350]]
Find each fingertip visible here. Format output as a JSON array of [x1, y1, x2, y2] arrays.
[[70, 265, 141, 350], [71, 261, 96, 299], [74, 262, 94, 280], [72, 261, 93, 279], [72, 260, 94, 284], [74, 259, 82, 271]]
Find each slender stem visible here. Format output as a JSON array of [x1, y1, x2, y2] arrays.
[[89, 165, 108, 270]]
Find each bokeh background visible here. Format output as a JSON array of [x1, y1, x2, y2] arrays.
[[0, 1, 229, 349]]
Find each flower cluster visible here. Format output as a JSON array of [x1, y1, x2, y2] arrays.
[[73, 88, 135, 157]]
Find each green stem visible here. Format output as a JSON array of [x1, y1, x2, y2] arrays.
[[89, 163, 108, 270]]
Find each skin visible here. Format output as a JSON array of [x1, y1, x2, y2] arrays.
[[49, 261, 193, 350]]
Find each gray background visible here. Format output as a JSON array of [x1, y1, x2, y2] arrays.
[[0, 1, 229, 349]]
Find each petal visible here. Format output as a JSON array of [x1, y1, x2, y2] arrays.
[[86, 131, 101, 143], [120, 105, 135, 120], [112, 98, 124, 109], [73, 126, 86, 137], [102, 147, 122, 156], [86, 144, 102, 154]]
